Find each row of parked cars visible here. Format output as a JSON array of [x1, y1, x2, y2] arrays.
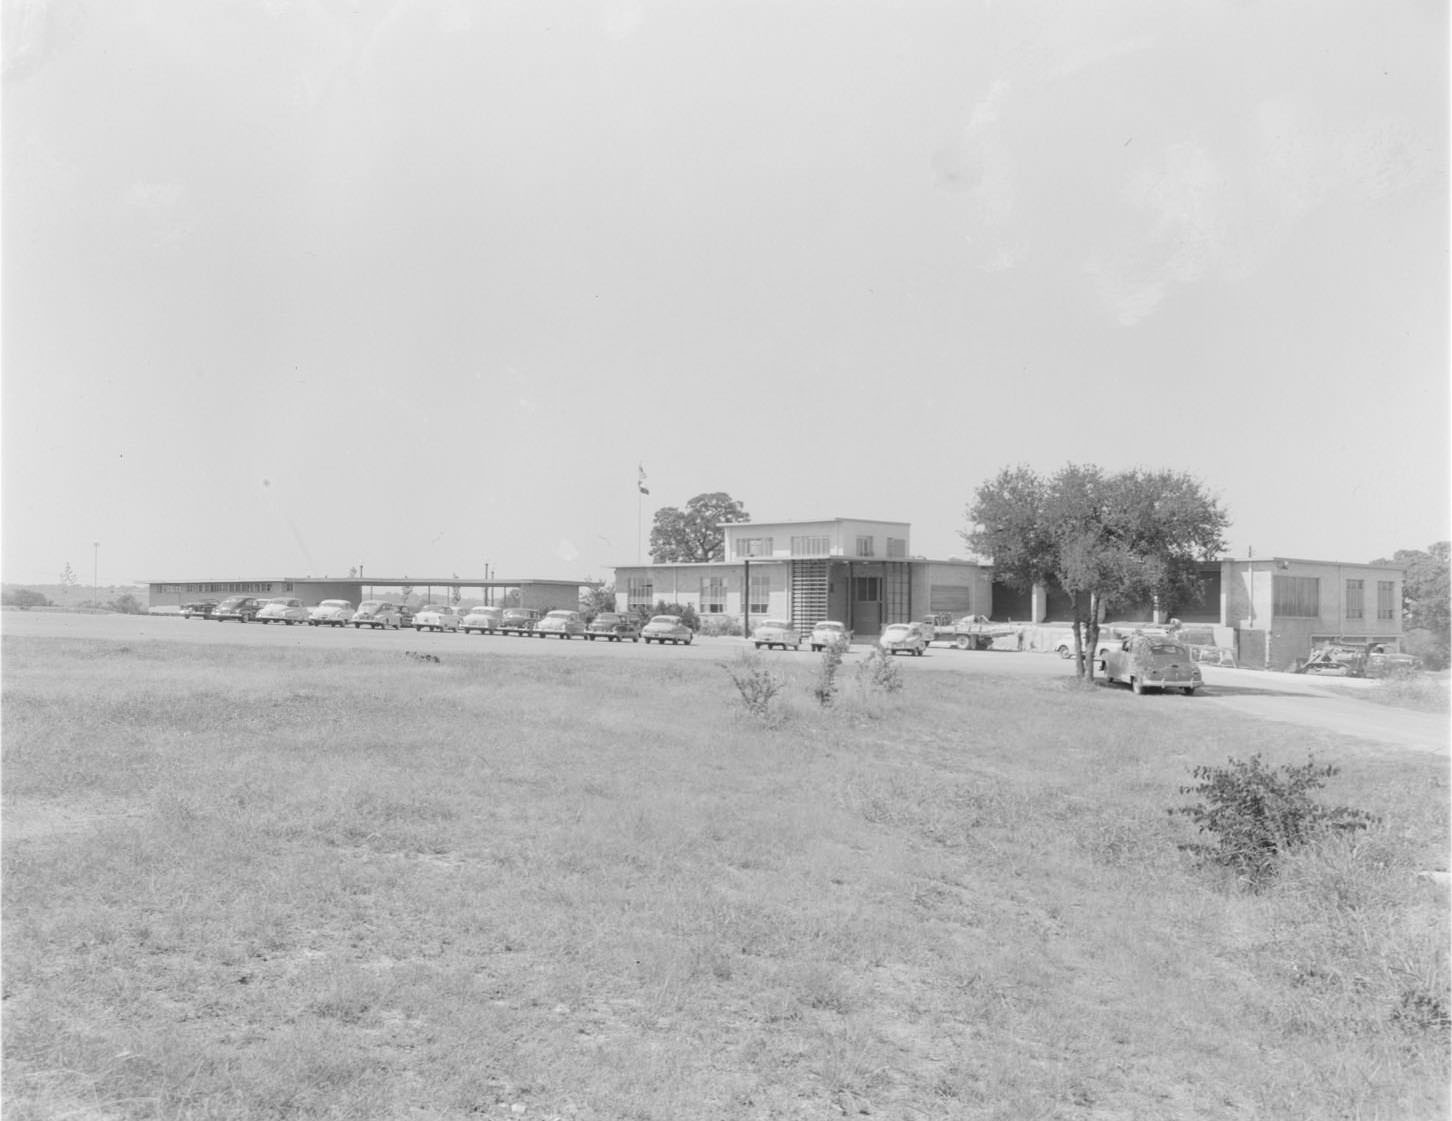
[[751, 618, 937, 656], [179, 598, 696, 643]]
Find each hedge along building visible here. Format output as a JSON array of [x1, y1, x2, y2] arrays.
[[611, 518, 994, 638]]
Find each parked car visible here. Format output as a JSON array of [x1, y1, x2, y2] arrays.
[[255, 597, 307, 625], [752, 618, 801, 651], [1297, 644, 1421, 678], [1099, 635, 1202, 695], [352, 601, 404, 630], [810, 621, 852, 652], [1055, 632, 1120, 660], [213, 595, 263, 623], [586, 612, 641, 642], [879, 621, 930, 656], [500, 608, 542, 635], [413, 605, 462, 632], [461, 606, 503, 634], [181, 600, 218, 619], [308, 599, 355, 627], [536, 609, 586, 639], [642, 615, 694, 645]]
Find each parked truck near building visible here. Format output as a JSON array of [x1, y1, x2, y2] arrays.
[[923, 613, 1019, 651]]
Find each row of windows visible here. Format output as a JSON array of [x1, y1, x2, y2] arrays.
[[155, 582, 289, 595], [1273, 575, 1397, 620], [627, 575, 773, 616], [733, 534, 907, 558]]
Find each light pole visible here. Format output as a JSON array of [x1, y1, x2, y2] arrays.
[[92, 541, 100, 604]]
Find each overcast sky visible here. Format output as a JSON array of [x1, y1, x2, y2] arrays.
[[4, 0, 1447, 587]]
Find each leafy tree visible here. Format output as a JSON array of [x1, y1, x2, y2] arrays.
[[3, 588, 51, 609], [107, 593, 144, 615], [965, 464, 1228, 678], [1372, 542, 1450, 669], [59, 563, 78, 588], [579, 582, 616, 622], [649, 492, 749, 563]]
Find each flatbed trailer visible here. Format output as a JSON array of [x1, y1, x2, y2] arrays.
[[923, 613, 1019, 651]]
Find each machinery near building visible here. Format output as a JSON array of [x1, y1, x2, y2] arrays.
[[924, 613, 1019, 651]]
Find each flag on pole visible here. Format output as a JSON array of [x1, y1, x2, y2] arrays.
[[637, 464, 649, 495]]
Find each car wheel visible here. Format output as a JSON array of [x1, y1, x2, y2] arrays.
[[1131, 677, 1144, 695], [1183, 687, 1196, 696], [955, 635, 972, 651], [1057, 646, 1073, 659], [754, 643, 763, 649]]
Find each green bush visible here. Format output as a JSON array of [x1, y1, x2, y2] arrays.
[[1170, 754, 1377, 882], [812, 644, 844, 707], [723, 651, 786, 722], [697, 614, 743, 637], [855, 644, 903, 695], [2, 588, 51, 609]]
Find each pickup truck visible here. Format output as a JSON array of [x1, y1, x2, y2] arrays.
[[923, 613, 1019, 651]]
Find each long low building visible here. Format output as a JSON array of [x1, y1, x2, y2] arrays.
[[145, 575, 588, 614], [611, 517, 1407, 670]]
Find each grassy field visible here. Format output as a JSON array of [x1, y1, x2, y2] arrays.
[[4, 636, 1448, 1121]]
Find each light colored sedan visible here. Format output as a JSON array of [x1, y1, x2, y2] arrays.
[[752, 618, 800, 651], [642, 615, 694, 645], [413, 605, 462, 633], [461, 606, 503, 634], [256, 597, 308, 625], [308, 599, 355, 627], [810, 621, 852, 652], [879, 622, 929, 656], [1100, 636, 1202, 695], [353, 601, 403, 630], [535, 609, 586, 639]]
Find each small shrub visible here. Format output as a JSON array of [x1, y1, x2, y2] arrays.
[[1170, 754, 1378, 882], [855, 644, 903, 695], [723, 652, 786, 721], [697, 614, 742, 637], [812, 644, 844, 707], [107, 593, 144, 615]]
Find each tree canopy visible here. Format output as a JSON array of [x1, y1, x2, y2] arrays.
[[965, 464, 1228, 677], [1372, 542, 1449, 669], [649, 492, 749, 563]]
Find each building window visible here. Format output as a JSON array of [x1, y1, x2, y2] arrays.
[[790, 535, 829, 556], [854, 576, 881, 602], [1377, 580, 1396, 621], [700, 577, 726, 614], [1272, 575, 1320, 618], [886, 537, 907, 559], [627, 577, 653, 609], [734, 537, 773, 558], [1345, 579, 1364, 620], [856, 535, 874, 557], [749, 573, 770, 615]]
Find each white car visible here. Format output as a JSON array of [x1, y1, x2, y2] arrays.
[[353, 601, 404, 630], [413, 605, 462, 633], [256, 597, 308, 625], [752, 618, 801, 651], [308, 599, 354, 627], [878, 622, 930, 656], [461, 606, 503, 634], [809, 621, 852, 652]]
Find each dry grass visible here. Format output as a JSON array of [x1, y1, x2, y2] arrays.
[[4, 636, 1449, 1120]]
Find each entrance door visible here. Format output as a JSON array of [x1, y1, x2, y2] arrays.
[[853, 575, 882, 636]]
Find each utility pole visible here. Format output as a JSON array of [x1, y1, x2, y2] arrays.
[[92, 541, 100, 604]]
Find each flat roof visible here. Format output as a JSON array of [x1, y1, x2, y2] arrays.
[[145, 576, 589, 587]]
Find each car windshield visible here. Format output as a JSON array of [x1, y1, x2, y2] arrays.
[[649, 616, 679, 625], [592, 614, 621, 624], [1148, 643, 1189, 656], [544, 611, 574, 620], [264, 598, 290, 605], [816, 623, 844, 631], [760, 619, 790, 629], [884, 625, 911, 636], [218, 598, 247, 608], [357, 602, 387, 612], [319, 601, 350, 609]]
